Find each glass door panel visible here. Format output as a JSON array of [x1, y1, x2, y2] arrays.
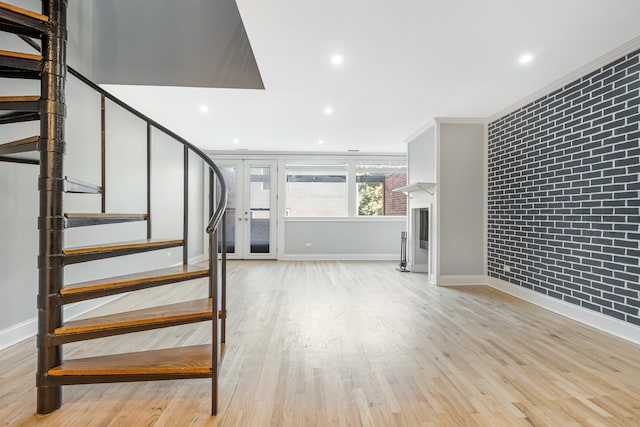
[[215, 159, 276, 259], [249, 167, 271, 254], [218, 164, 239, 256]]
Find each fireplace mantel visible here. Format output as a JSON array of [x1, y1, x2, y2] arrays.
[[393, 182, 437, 195]]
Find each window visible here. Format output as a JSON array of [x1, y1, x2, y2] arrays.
[[284, 158, 407, 218], [356, 162, 407, 216], [285, 161, 348, 216]]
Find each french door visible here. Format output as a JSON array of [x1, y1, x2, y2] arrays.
[[217, 160, 277, 259]]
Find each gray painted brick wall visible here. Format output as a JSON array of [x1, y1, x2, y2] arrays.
[[487, 49, 640, 326]]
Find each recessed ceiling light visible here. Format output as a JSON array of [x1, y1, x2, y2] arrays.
[[232, 138, 239, 144], [318, 139, 325, 145], [199, 105, 209, 113], [331, 54, 344, 66], [324, 106, 333, 115], [518, 53, 534, 65]]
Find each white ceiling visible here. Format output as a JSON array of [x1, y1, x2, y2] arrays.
[[103, 0, 640, 154]]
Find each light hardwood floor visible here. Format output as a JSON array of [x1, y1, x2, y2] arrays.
[[1, 261, 639, 426]]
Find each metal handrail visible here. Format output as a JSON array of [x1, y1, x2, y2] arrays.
[[17, 35, 227, 234], [67, 67, 227, 234]]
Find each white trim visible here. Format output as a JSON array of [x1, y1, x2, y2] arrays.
[[347, 160, 357, 217], [487, 276, 640, 346], [434, 121, 441, 283], [279, 253, 397, 261], [483, 122, 488, 278], [437, 275, 486, 286], [0, 317, 36, 351], [188, 254, 205, 264], [277, 157, 287, 260], [488, 36, 640, 123], [0, 295, 122, 351]]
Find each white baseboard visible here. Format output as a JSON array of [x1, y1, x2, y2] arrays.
[[0, 295, 122, 351], [487, 276, 640, 346], [188, 254, 205, 264], [0, 317, 37, 350], [438, 275, 486, 286], [279, 253, 398, 261]]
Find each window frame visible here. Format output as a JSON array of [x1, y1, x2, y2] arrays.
[[283, 157, 407, 219]]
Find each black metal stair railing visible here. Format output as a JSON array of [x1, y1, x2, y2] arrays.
[[3, 3, 229, 414], [60, 65, 230, 415], [71, 67, 229, 404]]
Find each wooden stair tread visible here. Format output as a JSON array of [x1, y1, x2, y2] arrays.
[[0, 49, 42, 74], [0, 135, 38, 155], [55, 298, 212, 335], [64, 238, 183, 256], [62, 264, 209, 295], [0, 95, 39, 111], [0, 49, 41, 61], [63, 239, 184, 265], [0, 95, 39, 102], [0, 2, 49, 22], [48, 345, 212, 376]]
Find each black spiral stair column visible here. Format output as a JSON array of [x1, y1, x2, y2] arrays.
[[36, 0, 67, 415]]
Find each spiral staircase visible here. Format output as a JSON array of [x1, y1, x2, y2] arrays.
[[0, 0, 228, 415]]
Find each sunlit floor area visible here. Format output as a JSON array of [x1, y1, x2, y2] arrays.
[[1, 260, 639, 426]]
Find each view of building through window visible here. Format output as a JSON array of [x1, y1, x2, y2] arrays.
[[356, 162, 407, 216], [285, 161, 348, 216], [285, 159, 406, 217]]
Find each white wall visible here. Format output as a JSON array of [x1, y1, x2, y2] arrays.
[[283, 219, 404, 259], [405, 120, 486, 285], [437, 122, 485, 281], [0, 62, 206, 350], [0, 28, 40, 334], [406, 126, 436, 276], [188, 152, 205, 260], [0, 164, 38, 333], [0, 0, 97, 344], [407, 126, 436, 183]]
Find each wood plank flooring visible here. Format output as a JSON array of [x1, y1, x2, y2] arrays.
[[1, 260, 639, 426]]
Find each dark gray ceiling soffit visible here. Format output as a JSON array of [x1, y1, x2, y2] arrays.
[[93, 0, 264, 89]]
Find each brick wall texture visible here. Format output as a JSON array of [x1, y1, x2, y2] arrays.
[[384, 173, 407, 215], [487, 49, 640, 326]]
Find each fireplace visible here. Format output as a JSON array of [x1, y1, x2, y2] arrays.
[[409, 204, 431, 275], [419, 208, 429, 250]]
